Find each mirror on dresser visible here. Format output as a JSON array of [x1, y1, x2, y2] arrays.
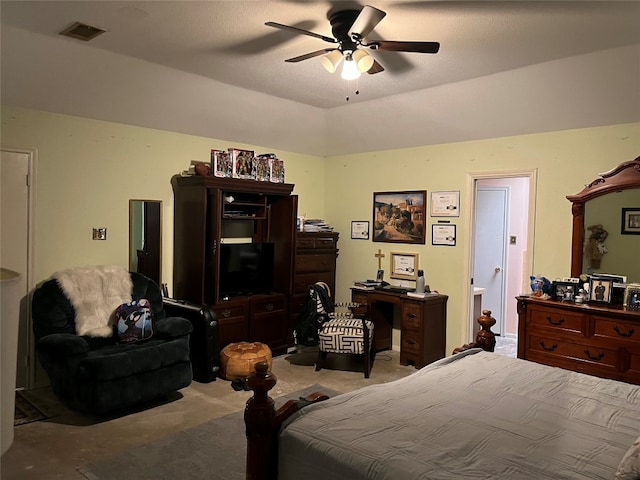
[[567, 157, 640, 283], [129, 199, 162, 286]]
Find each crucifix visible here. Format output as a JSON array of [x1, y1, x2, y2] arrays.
[[375, 249, 385, 270]]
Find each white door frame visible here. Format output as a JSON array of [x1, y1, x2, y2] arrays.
[[461, 169, 537, 345], [1, 147, 37, 389]]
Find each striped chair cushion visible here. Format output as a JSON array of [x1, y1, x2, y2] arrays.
[[318, 318, 374, 354]]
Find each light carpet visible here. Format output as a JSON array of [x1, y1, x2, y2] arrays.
[[78, 384, 340, 480]]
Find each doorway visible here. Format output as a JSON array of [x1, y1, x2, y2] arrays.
[[466, 171, 536, 344], [1, 148, 36, 389]]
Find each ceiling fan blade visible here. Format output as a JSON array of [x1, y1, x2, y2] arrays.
[[265, 22, 337, 44], [349, 5, 386, 40], [285, 49, 336, 63], [367, 59, 385, 75], [370, 41, 440, 54]]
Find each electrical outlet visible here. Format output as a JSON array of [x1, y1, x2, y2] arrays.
[[92, 228, 107, 240]]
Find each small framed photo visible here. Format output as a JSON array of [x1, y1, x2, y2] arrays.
[[624, 284, 640, 309], [430, 191, 460, 217], [376, 269, 384, 282], [230, 148, 254, 179], [621, 208, 640, 235], [589, 277, 614, 303], [552, 281, 577, 301], [390, 252, 418, 280], [351, 220, 370, 240]]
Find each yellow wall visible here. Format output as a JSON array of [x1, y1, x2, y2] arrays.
[[2, 106, 639, 355], [324, 124, 640, 352], [1, 107, 327, 286]]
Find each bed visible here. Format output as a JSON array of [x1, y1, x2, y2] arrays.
[[244, 349, 640, 480]]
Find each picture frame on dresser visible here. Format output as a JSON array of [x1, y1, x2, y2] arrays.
[[624, 284, 640, 309], [552, 281, 577, 301], [589, 277, 613, 303]]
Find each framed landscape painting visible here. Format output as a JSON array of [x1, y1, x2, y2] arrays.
[[372, 191, 426, 244]]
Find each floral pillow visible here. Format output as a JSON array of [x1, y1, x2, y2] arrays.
[[115, 299, 154, 343], [616, 436, 640, 480]]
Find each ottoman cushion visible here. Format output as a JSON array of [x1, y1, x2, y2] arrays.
[[220, 342, 272, 380]]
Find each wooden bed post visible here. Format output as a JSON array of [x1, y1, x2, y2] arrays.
[[452, 309, 497, 354], [245, 363, 332, 480], [245, 362, 277, 480]]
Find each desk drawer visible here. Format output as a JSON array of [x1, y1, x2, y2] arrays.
[[401, 334, 421, 355], [402, 304, 423, 330]]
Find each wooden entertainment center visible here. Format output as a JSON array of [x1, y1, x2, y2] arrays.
[[171, 175, 338, 356]]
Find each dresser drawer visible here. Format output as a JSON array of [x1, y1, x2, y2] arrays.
[[526, 333, 619, 369], [528, 306, 584, 334], [402, 304, 423, 330], [251, 294, 286, 315], [295, 254, 335, 274], [293, 272, 335, 294], [296, 236, 337, 250], [212, 302, 247, 320], [593, 316, 640, 345]]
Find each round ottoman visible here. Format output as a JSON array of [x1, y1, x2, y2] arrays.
[[220, 342, 272, 380]]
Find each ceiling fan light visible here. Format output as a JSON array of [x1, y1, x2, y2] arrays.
[[321, 50, 343, 73], [352, 49, 374, 73], [341, 53, 361, 80]]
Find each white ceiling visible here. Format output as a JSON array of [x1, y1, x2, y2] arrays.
[[1, 1, 639, 156]]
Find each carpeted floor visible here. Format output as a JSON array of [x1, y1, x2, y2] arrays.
[[77, 384, 341, 480], [14, 391, 47, 426]]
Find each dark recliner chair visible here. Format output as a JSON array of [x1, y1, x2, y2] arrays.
[[31, 271, 193, 416]]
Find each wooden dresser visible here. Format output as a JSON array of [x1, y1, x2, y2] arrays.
[[289, 232, 339, 341], [517, 295, 640, 384]]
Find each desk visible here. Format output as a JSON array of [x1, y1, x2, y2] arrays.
[[351, 288, 448, 368]]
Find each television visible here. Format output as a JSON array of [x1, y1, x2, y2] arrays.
[[219, 242, 274, 297]]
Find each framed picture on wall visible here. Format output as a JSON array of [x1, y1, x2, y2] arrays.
[[390, 252, 419, 280], [430, 191, 460, 217], [372, 191, 426, 244], [351, 221, 370, 240], [621, 208, 640, 235]]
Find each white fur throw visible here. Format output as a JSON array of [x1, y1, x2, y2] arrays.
[[53, 265, 133, 337]]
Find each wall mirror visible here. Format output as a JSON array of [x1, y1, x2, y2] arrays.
[[129, 199, 162, 286], [567, 157, 640, 282]]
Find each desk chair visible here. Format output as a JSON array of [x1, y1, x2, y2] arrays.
[[316, 300, 374, 378]]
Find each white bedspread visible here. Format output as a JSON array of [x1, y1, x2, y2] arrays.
[[278, 349, 640, 479]]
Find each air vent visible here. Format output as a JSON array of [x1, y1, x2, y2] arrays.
[[59, 21, 107, 41]]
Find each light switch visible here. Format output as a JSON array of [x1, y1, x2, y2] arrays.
[[93, 228, 107, 240], [510, 235, 517, 245]]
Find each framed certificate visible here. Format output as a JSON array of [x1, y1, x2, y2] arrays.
[[351, 220, 370, 240], [390, 252, 418, 280], [430, 191, 460, 217], [432, 224, 456, 246]]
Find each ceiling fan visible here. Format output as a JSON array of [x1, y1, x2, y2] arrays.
[[265, 5, 440, 80]]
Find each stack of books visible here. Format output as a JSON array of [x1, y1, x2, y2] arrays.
[[303, 219, 334, 232]]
